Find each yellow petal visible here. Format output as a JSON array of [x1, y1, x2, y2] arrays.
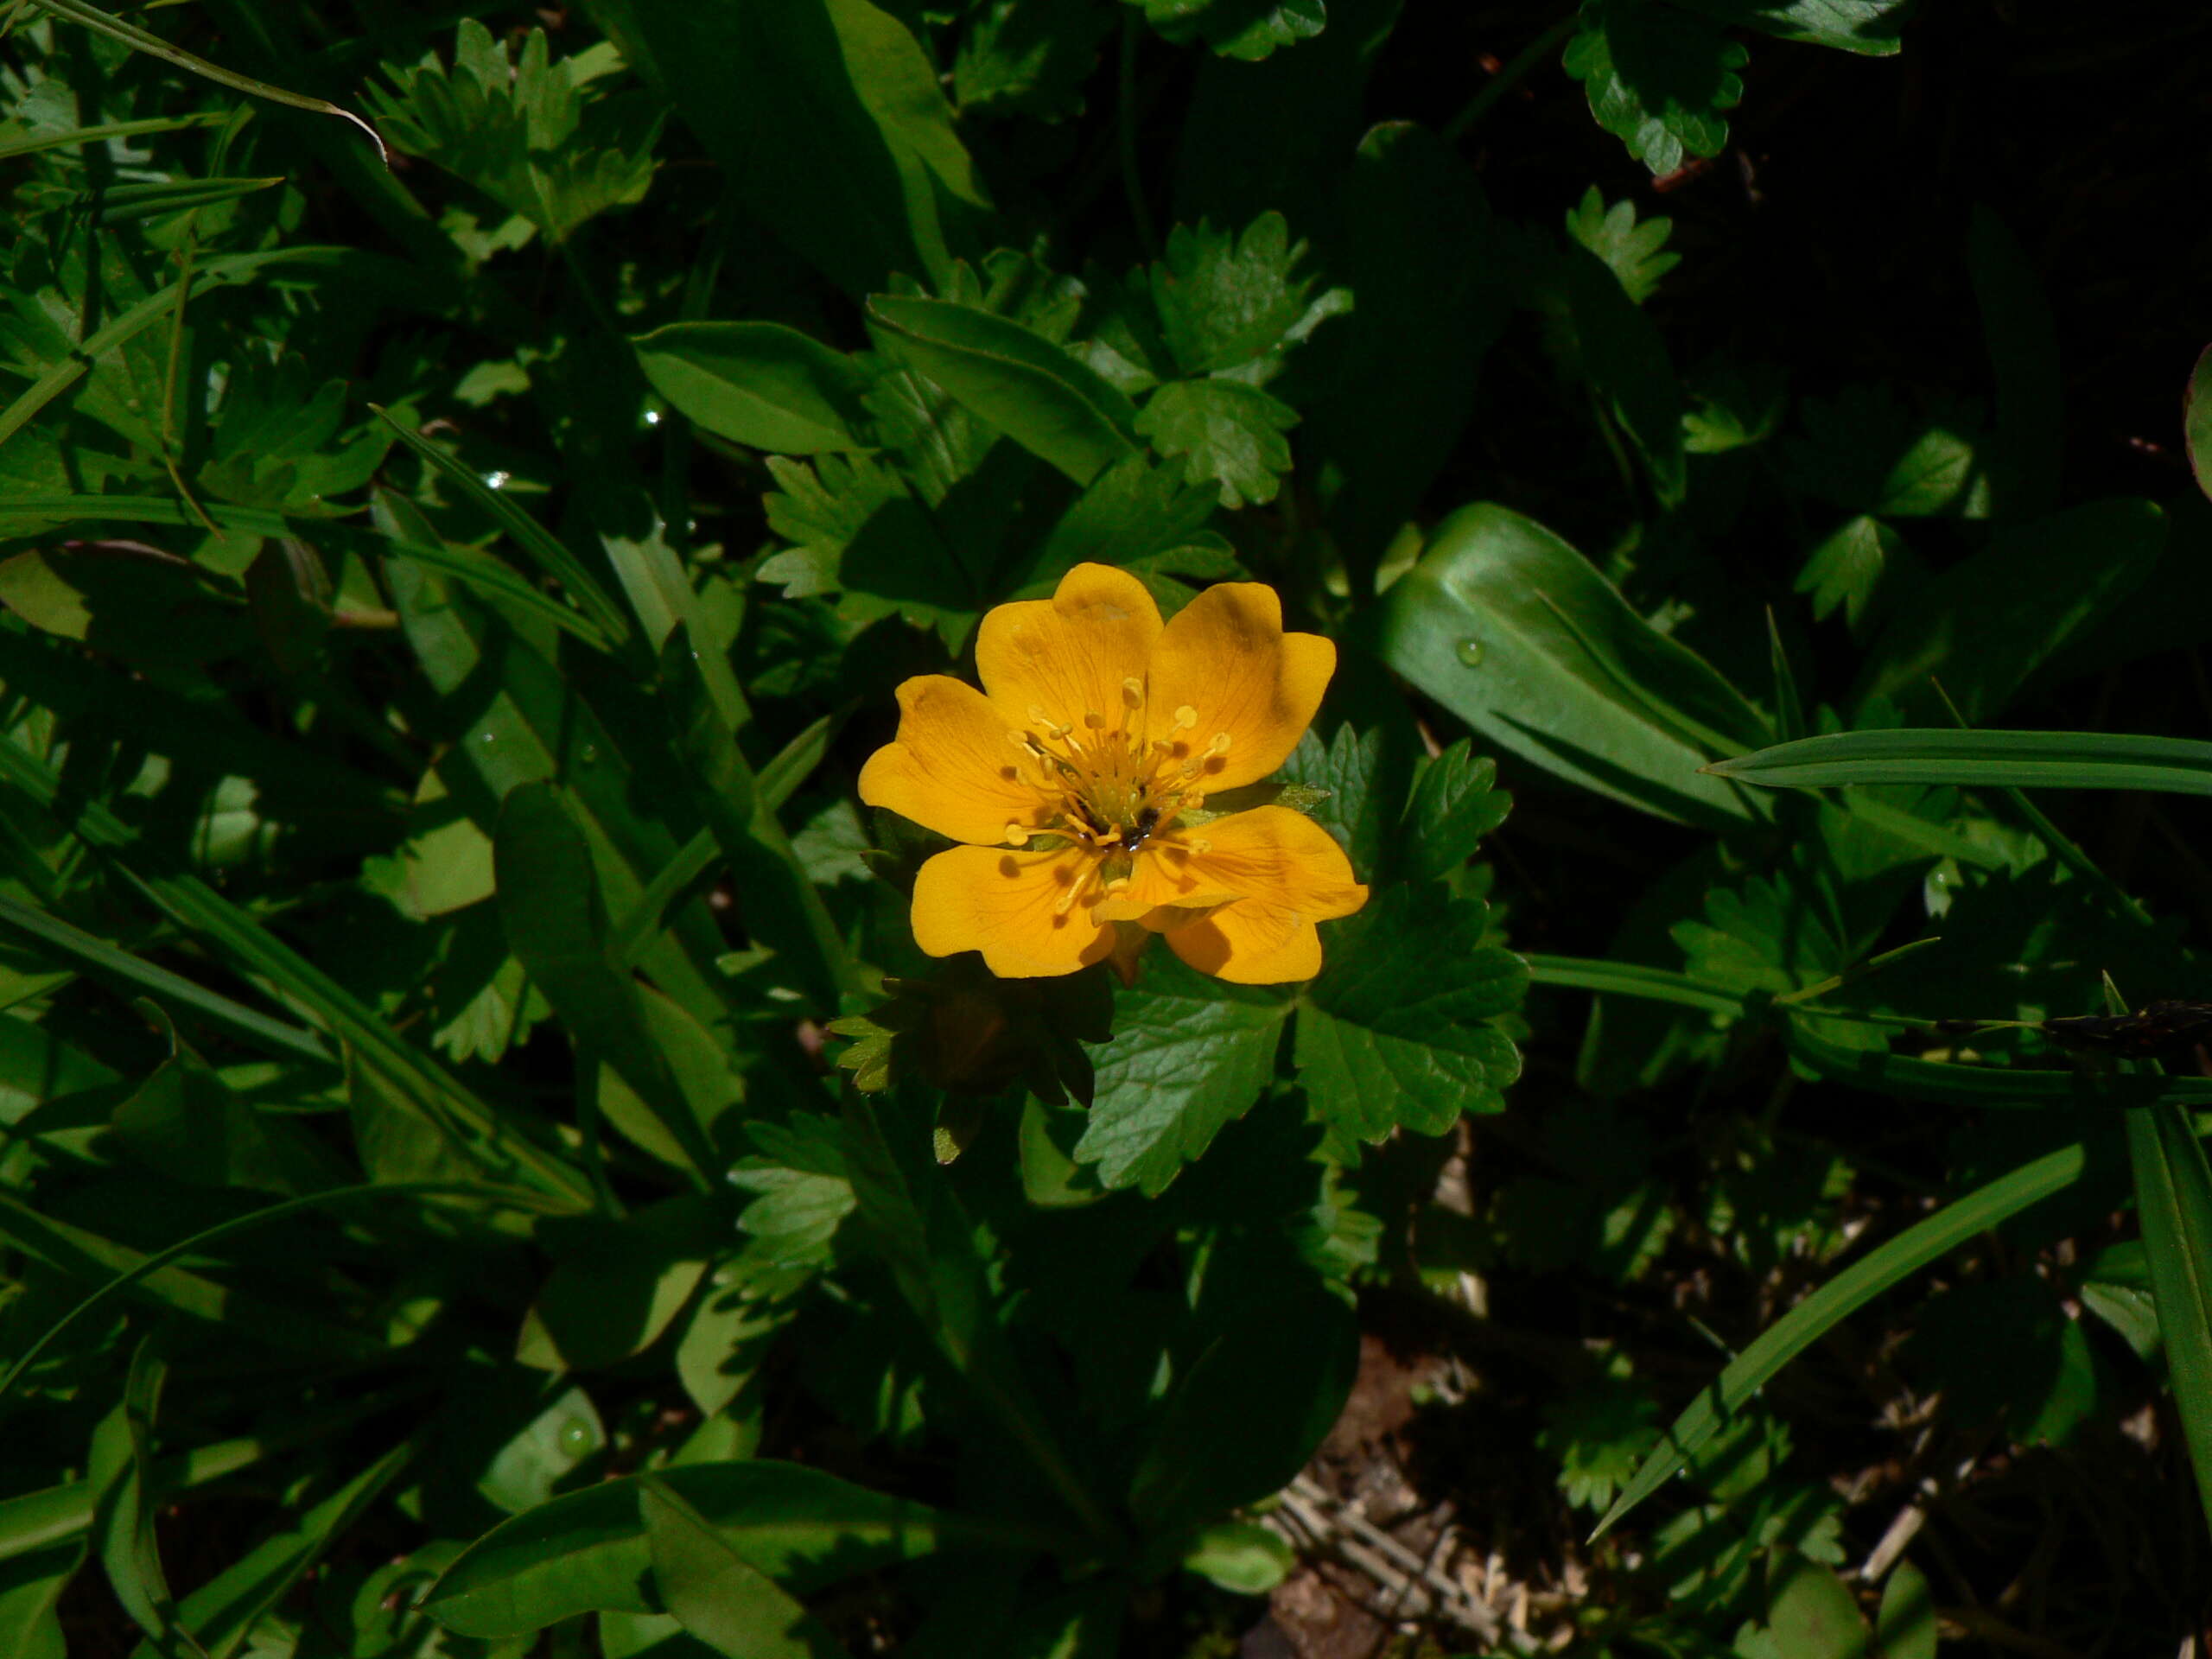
[[911, 844, 1114, 978], [1160, 899, 1323, 985], [1138, 806, 1367, 984], [976, 563, 1161, 730], [859, 675, 1046, 845], [1143, 582, 1333, 790], [1140, 806, 1367, 917]]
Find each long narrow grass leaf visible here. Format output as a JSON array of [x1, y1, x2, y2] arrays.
[[2125, 1098, 2212, 1536], [1592, 1140, 2088, 1538], [1707, 728, 2212, 796]]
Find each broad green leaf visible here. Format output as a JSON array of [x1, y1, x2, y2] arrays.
[[111, 1028, 348, 1194], [425, 1463, 978, 1636], [600, 0, 985, 294], [517, 1197, 719, 1372], [1128, 1289, 1357, 1535], [1707, 727, 2212, 797], [868, 295, 1139, 484], [90, 1342, 186, 1653], [495, 781, 718, 1179], [1368, 503, 1768, 825], [1294, 885, 1525, 1140], [1075, 954, 1293, 1194], [127, 1440, 416, 1659], [0, 1546, 76, 1659], [639, 1480, 851, 1659], [1875, 1560, 1936, 1659], [1300, 124, 1504, 575], [1748, 1556, 1870, 1659], [1854, 498, 2163, 721], [661, 626, 861, 1008], [2124, 1096, 2212, 1535], [1594, 1140, 2088, 1537], [1664, 0, 1907, 54], [2189, 343, 2212, 505], [841, 1092, 1118, 1550], [633, 322, 874, 454], [1555, 241, 1687, 503], [1179, 1522, 1295, 1594], [1135, 378, 1297, 508], [1566, 0, 1747, 176]]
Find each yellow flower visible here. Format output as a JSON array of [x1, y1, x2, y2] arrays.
[[859, 563, 1368, 983]]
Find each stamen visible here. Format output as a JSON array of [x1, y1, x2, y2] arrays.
[[1173, 705, 1198, 731], [1206, 732, 1233, 756], [1122, 677, 1144, 709], [1003, 823, 1030, 846], [1083, 710, 1107, 729]]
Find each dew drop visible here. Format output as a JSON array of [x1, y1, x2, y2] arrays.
[[482, 469, 511, 490], [642, 408, 663, 426], [556, 1418, 592, 1456], [1455, 638, 1485, 668], [579, 744, 600, 766]]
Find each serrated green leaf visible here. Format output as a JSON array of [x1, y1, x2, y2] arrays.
[[1075, 953, 1293, 1194], [1565, 0, 1746, 176], [1564, 186, 1679, 304], [1135, 378, 1297, 508], [1129, 0, 1327, 61], [1294, 884, 1525, 1140], [1796, 514, 1906, 631], [1147, 212, 1344, 376], [1399, 740, 1511, 886]]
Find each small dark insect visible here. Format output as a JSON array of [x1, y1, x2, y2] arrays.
[[2043, 1000, 2212, 1060], [1121, 805, 1162, 853]]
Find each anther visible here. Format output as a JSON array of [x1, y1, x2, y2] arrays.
[[1003, 823, 1030, 846], [1122, 677, 1144, 709], [1207, 732, 1232, 755], [1083, 710, 1107, 729], [1173, 705, 1198, 731]]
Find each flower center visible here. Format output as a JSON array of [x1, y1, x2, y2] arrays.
[[1001, 678, 1231, 912]]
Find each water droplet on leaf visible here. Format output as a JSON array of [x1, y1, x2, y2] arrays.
[[556, 1418, 592, 1456], [1456, 639, 1485, 667]]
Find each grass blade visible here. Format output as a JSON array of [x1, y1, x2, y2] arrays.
[[1707, 728, 2212, 796], [1592, 1140, 2089, 1538], [2124, 1098, 2212, 1537], [30, 0, 386, 163], [1525, 954, 1742, 1015], [372, 408, 632, 651]]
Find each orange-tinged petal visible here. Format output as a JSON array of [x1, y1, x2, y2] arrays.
[[976, 563, 1162, 730], [1143, 582, 1333, 791], [1140, 806, 1367, 918], [859, 675, 1046, 845], [1160, 899, 1322, 984], [911, 844, 1114, 978], [1135, 806, 1366, 984]]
